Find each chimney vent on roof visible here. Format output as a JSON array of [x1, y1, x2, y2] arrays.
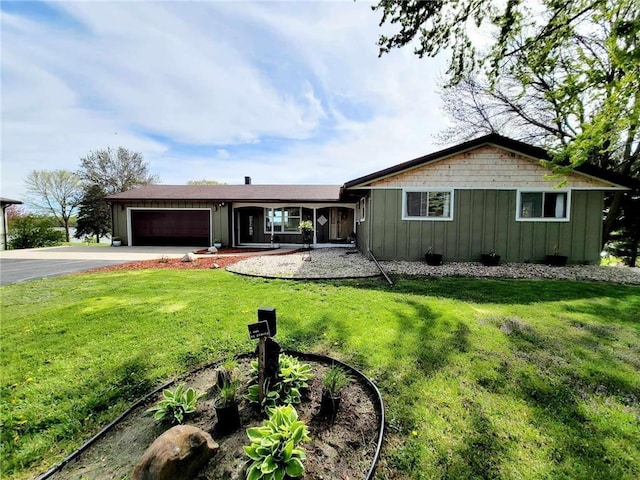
[[244, 176, 251, 185]]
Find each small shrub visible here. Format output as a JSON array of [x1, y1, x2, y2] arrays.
[[216, 377, 240, 407], [216, 356, 239, 389], [244, 405, 310, 480], [247, 354, 313, 409], [8, 214, 65, 249], [145, 384, 204, 424], [322, 365, 350, 397]]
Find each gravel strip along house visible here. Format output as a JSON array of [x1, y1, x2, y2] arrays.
[[106, 134, 633, 264]]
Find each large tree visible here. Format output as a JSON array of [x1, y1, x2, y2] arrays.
[[24, 170, 82, 242], [375, 0, 639, 171], [78, 147, 159, 196], [74, 184, 111, 243], [376, 0, 639, 264]]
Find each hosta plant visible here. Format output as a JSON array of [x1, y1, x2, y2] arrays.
[[145, 384, 204, 424], [243, 405, 310, 480], [247, 354, 313, 409]]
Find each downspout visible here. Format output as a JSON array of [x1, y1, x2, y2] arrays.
[[107, 201, 114, 245], [367, 194, 373, 256], [2, 204, 8, 251]]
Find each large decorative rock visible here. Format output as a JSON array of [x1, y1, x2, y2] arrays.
[[181, 252, 197, 262], [132, 425, 218, 480], [208, 246, 218, 254]]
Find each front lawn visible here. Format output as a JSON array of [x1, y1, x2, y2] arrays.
[[1, 270, 639, 479]]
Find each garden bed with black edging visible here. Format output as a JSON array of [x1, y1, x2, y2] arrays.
[[38, 351, 384, 480]]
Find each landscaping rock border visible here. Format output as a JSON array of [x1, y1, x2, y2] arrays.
[[227, 248, 640, 285]]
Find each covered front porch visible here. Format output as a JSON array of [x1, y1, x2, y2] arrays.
[[233, 204, 356, 247]]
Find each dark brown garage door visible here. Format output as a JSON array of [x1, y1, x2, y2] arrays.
[[131, 210, 210, 246]]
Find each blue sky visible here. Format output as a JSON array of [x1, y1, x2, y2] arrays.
[[1, 0, 448, 200]]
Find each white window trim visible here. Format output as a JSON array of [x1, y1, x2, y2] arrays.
[[516, 189, 571, 222], [264, 206, 303, 234], [402, 188, 455, 221], [357, 197, 366, 223]]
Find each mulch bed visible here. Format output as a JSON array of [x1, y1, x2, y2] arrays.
[[48, 355, 382, 480], [88, 248, 302, 273]]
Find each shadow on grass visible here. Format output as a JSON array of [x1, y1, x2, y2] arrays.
[[516, 372, 630, 479], [494, 318, 640, 478], [336, 276, 640, 307], [440, 399, 511, 480]]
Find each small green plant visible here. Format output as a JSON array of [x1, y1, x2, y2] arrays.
[[244, 405, 310, 480], [158, 255, 169, 264], [216, 356, 239, 388], [298, 220, 313, 231], [215, 375, 240, 408], [146, 384, 204, 424], [247, 354, 313, 409], [322, 365, 350, 397]]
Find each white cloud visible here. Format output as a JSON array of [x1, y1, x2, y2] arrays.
[[1, 1, 448, 201]]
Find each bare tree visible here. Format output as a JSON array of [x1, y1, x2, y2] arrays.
[[78, 147, 159, 195], [186, 180, 227, 185], [25, 170, 82, 242]]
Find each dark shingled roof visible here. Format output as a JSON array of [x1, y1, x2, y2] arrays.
[[106, 184, 344, 202], [1, 198, 23, 206], [344, 133, 636, 189]]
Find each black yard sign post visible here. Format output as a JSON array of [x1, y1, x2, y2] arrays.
[[247, 307, 280, 404]]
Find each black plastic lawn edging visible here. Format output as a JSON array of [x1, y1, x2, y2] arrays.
[[35, 350, 385, 480], [284, 350, 386, 480]]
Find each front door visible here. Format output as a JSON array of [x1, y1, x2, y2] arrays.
[[238, 207, 263, 244], [329, 207, 353, 242], [315, 208, 330, 243]]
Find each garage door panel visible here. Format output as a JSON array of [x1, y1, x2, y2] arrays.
[[132, 210, 210, 246]]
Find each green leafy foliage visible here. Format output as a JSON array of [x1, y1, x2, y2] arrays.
[[247, 354, 313, 409], [243, 405, 310, 480], [322, 365, 350, 397], [8, 214, 65, 249], [74, 184, 111, 243], [145, 384, 204, 424], [298, 220, 313, 231], [215, 361, 241, 408]]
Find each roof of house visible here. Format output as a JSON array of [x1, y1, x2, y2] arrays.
[[106, 184, 344, 203], [343, 133, 635, 189], [1, 197, 23, 206]]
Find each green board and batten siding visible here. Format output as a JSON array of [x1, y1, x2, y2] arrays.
[[367, 189, 603, 264], [111, 201, 230, 247]]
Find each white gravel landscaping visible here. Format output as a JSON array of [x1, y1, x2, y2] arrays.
[[226, 248, 640, 285]]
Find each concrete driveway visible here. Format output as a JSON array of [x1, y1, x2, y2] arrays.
[[0, 245, 198, 285]]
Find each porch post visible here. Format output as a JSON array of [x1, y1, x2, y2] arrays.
[[270, 208, 274, 244], [313, 208, 317, 245]]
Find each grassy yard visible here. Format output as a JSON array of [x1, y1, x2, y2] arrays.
[[1, 269, 639, 479]]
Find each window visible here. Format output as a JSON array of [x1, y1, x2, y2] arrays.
[[356, 197, 366, 222], [265, 207, 301, 232], [403, 189, 454, 220], [517, 191, 570, 221]]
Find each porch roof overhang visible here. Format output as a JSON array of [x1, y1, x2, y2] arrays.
[[1, 197, 23, 207], [106, 184, 347, 203]]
